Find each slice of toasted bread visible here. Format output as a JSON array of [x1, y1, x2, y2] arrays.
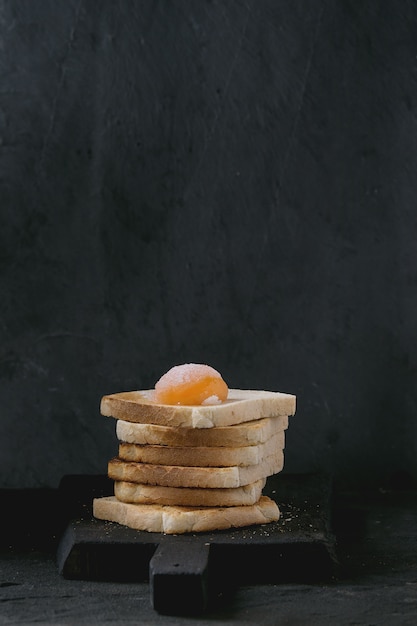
[[101, 389, 296, 428], [108, 451, 284, 489], [116, 415, 289, 447], [117, 431, 285, 467], [93, 495, 280, 534], [114, 478, 266, 507]]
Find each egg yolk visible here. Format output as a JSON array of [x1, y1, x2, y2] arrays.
[[154, 363, 228, 405]]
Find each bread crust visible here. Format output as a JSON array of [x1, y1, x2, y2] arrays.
[[114, 478, 266, 507], [101, 389, 296, 428], [116, 415, 288, 447], [118, 431, 285, 467], [93, 495, 280, 533], [108, 451, 284, 489]]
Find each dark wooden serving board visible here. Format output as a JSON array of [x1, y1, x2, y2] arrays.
[[56, 473, 337, 615]]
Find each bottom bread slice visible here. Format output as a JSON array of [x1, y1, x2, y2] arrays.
[[93, 495, 280, 534], [114, 478, 266, 507]]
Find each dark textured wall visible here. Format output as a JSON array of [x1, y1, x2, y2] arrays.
[[2, 0, 417, 489]]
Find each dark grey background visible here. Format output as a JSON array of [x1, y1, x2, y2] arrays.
[[1, 0, 416, 490]]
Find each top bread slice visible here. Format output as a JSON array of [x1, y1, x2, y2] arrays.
[[116, 415, 289, 448], [101, 388, 296, 429]]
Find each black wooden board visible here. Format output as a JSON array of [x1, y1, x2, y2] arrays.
[[56, 473, 337, 614]]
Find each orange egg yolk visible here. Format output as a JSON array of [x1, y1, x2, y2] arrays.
[[154, 363, 228, 406]]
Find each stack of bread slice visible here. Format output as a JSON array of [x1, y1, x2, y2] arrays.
[[93, 389, 296, 534]]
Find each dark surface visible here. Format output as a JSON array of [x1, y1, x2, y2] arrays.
[[1, 484, 417, 624], [2, 1, 417, 492], [149, 542, 211, 615], [55, 474, 336, 614]]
